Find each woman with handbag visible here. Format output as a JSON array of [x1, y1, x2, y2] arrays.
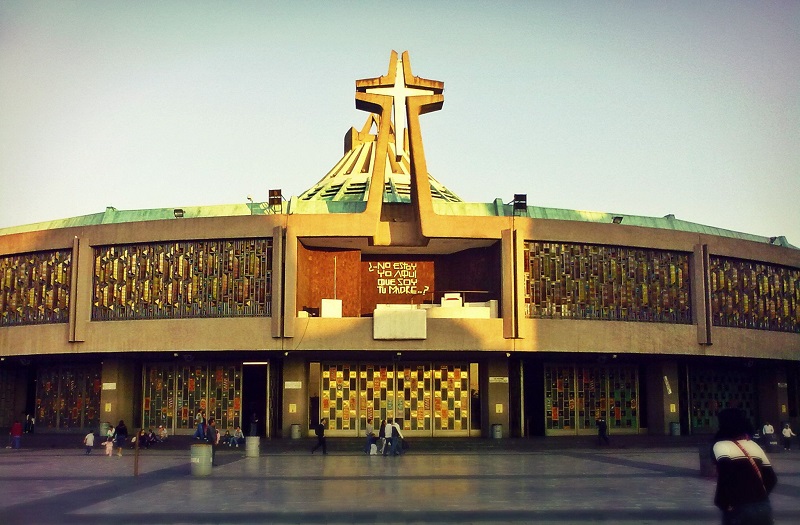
[[712, 408, 777, 525]]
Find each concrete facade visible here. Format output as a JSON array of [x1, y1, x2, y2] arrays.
[[1, 51, 798, 440]]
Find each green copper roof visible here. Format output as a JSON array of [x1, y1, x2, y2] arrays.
[[431, 199, 797, 249], [1, 200, 795, 251]]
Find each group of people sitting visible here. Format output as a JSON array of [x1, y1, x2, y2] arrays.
[[192, 410, 245, 447], [130, 425, 169, 448], [219, 426, 246, 447]]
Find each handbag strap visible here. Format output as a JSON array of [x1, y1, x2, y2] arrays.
[[732, 440, 767, 496]]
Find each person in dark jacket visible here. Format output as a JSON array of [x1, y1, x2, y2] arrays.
[[311, 418, 327, 455], [712, 408, 777, 525], [114, 420, 128, 457], [205, 418, 219, 466]]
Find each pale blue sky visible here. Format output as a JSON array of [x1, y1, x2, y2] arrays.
[[1, 1, 798, 245]]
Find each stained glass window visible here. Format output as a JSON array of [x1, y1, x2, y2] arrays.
[[524, 242, 691, 323], [35, 365, 101, 431], [689, 366, 757, 433], [545, 363, 638, 434], [0, 250, 71, 327], [143, 362, 242, 433], [92, 238, 271, 320], [709, 256, 799, 333]]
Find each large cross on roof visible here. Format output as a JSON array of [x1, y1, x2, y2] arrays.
[[356, 51, 444, 160]]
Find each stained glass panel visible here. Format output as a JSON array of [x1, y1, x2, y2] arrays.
[[709, 256, 799, 333], [524, 242, 691, 324], [0, 250, 71, 326], [92, 239, 272, 320]]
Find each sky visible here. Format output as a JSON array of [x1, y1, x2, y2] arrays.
[[1, 1, 798, 245]]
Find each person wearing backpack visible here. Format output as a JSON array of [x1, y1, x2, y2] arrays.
[[311, 418, 328, 455]]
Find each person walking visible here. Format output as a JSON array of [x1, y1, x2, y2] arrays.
[[9, 419, 23, 449], [713, 408, 777, 525], [782, 423, 796, 451], [105, 423, 115, 456], [390, 419, 404, 456], [114, 420, 128, 457], [597, 417, 610, 446], [311, 418, 328, 455], [83, 430, 95, 454], [363, 418, 374, 454], [383, 417, 395, 456], [378, 419, 387, 455]]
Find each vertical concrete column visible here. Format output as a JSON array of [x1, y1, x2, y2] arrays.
[[282, 227, 298, 339], [645, 361, 681, 435], [68, 235, 92, 343], [271, 225, 284, 339], [692, 243, 712, 346], [501, 229, 518, 339], [100, 359, 137, 430], [486, 357, 510, 438], [758, 366, 787, 427], [282, 357, 307, 439]]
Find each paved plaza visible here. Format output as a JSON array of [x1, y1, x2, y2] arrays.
[[0, 439, 798, 524]]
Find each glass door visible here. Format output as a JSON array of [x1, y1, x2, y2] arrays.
[[320, 361, 470, 436], [545, 363, 639, 436], [142, 362, 243, 435]]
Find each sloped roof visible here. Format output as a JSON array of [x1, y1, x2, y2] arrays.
[[298, 115, 461, 205]]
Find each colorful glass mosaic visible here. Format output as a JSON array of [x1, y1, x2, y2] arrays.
[[35, 365, 101, 431], [709, 256, 800, 333], [143, 362, 242, 433], [545, 363, 638, 433], [689, 366, 757, 433], [321, 364, 358, 431], [92, 239, 272, 320], [323, 362, 468, 433], [0, 250, 71, 327], [0, 367, 21, 428], [524, 242, 691, 323]]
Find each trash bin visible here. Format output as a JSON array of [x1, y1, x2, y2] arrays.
[[670, 422, 681, 436], [698, 443, 717, 477], [191, 444, 213, 476], [291, 423, 301, 439], [492, 424, 503, 439], [245, 436, 260, 458]]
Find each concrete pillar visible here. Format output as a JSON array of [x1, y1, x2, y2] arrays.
[[100, 359, 136, 431], [645, 361, 681, 435], [485, 357, 510, 438], [281, 357, 307, 439]]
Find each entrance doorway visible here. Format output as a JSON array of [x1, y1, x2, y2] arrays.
[[242, 363, 268, 437], [542, 363, 639, 436], [312, 362, 478, 437]]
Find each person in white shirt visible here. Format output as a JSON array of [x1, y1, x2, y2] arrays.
[[382, 417, 394, 456], [390, 419, 405, 456], [83, 431, 95, 455], [782, 423, 796, 451]]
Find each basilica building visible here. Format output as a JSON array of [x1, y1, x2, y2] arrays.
[[1, 52, 798, 439]]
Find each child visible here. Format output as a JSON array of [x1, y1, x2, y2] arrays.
[[83, 430, 95, 455], [104, 436, 114, 456]]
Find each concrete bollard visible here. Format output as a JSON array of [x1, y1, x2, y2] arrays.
[[191, 444, 212, 476], [245, 436, 260, 458]]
